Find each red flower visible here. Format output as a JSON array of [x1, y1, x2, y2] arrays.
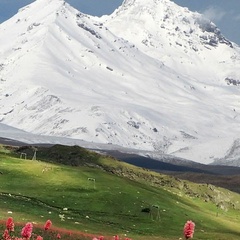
[[57, 233, 61, 239], [36, 236, 43, 240], [114, 236, 119, 240], [21, 222, 33, 239], [3, 229, 10, 240], [99, 236, 104, 240], [6, 217, 14, 232], [183, 220, 195, 239], [44, 220, 52, 230]]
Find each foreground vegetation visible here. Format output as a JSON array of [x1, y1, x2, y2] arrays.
[[0, 144, 240, 239]]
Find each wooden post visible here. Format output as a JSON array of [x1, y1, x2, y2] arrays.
[[32, 149, 37, 160], [20, 153, 27, 159]]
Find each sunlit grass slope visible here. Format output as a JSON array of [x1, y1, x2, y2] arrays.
[[1, 144, 240, 239]]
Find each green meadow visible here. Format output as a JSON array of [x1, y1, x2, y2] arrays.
[[1, 144, 240, 239]]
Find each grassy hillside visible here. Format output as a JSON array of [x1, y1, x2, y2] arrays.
[[1, 144, 240, 239]]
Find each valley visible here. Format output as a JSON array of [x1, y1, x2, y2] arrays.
[[1, 0, 240, 238]]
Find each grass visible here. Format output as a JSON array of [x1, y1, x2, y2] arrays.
[[1, 144, 240, 239]]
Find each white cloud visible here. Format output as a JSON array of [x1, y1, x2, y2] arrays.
[[202, 6, 227, 22]]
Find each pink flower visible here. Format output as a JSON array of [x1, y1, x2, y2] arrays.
[[99, 236, 104, 240], [183, 220, 195, 239], [44, 220, 52, 230], [36, 236, 43, 240], [57, 233, 61, 239], [3, 229, 10, 240], [92, 238, 98, 240], [6, 217, 14, 232], [114, 236, 120, 240], [21, 222, 33, 239]]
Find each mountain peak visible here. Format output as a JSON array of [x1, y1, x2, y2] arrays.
[[122, 0, 169, 6], [116, 0, 173, 15], [18, 0, 66, 12], [8, 0, 67, 26], [104, 0, 233, 56], [0, 0, 240, 165]]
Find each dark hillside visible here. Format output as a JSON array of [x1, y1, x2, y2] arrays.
[[92, 150, 240, 194]]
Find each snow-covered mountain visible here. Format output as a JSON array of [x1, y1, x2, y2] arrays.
[[0, 0, 240, 165]]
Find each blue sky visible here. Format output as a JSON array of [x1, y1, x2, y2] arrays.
[[0, 0, 239, 45]]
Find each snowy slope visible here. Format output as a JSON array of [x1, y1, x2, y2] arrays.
[[0, 0, 240, 164]]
